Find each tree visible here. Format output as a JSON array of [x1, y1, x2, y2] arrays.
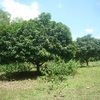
[[0, 12, 76, 72], [0, 16, 25, 64], [0, 9, 11, 34], [76, 34, 100, 66], [8, 17, 24, 33]]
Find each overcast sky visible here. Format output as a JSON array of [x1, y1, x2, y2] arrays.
[[0, 0, 100, 39]]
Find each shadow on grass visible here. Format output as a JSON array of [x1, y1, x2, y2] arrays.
[[0, 71, 42, 81]]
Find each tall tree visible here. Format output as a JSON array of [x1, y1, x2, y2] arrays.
[[0, 12, 76, 72]]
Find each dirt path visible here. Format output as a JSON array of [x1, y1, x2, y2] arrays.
[[0, 80, 36, 89]]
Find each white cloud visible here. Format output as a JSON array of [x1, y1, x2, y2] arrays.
[[85, 28, 94, 33], [0, 0, 39, 20]]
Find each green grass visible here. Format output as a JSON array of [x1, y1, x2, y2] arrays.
[[0, 65, 100, 100], [66, 67, 100, 100]]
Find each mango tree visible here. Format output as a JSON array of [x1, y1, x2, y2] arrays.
[[0, 12, 76, 72]]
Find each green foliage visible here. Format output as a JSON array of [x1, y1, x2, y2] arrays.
[[7, 17, 25, 34], [0, 11, 75, 72], [0, 9, 11, 34], [0, 66, 100, 100], [66, 60, 79, 75], [76, 34, 100, 66], [41, 60, 79, 82], [39, 12, 51, 25], [0, 62, 32, 72]]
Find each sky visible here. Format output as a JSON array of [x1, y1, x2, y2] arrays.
[[0, 0, 100, 40]]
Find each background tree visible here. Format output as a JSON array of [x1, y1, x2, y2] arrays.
[[76, 34, 100, 66], [0, 9, 11, 34]]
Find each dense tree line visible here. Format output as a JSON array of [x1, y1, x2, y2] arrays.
[[0, 9, 76, 72], [0, 9, 100, 73]]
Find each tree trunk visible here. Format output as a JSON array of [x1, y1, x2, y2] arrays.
[[36, 64, 40, 73], [37, 65, 40, 73], [85, 59, 89, 66], [35, 61, 45, 73], [35, 62, 45, 73]]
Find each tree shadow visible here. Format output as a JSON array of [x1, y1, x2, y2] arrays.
[[0, 71, 43, 81]]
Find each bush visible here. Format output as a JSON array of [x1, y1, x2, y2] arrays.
[[66, 60, 79, 75], [41, 60, 79, 82], [0, 62, 33, 72]]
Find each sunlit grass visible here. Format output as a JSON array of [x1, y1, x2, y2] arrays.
[[0, 61, 100, 100]]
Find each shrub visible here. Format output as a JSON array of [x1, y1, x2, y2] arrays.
[[66, 59, 79, 75], [0, 62, 33, 72], [41, 60, 79, 82]]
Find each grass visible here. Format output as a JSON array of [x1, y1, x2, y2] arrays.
[[66, 67, 100, 100], [0, 62, 100, 100]]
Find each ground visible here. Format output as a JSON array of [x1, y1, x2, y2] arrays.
[[0, 66, 100, 100]]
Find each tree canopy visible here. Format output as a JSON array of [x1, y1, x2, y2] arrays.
[[76, 34, 100, 66], [0, 11, 76, 72], [0, 9, 100, 72]]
